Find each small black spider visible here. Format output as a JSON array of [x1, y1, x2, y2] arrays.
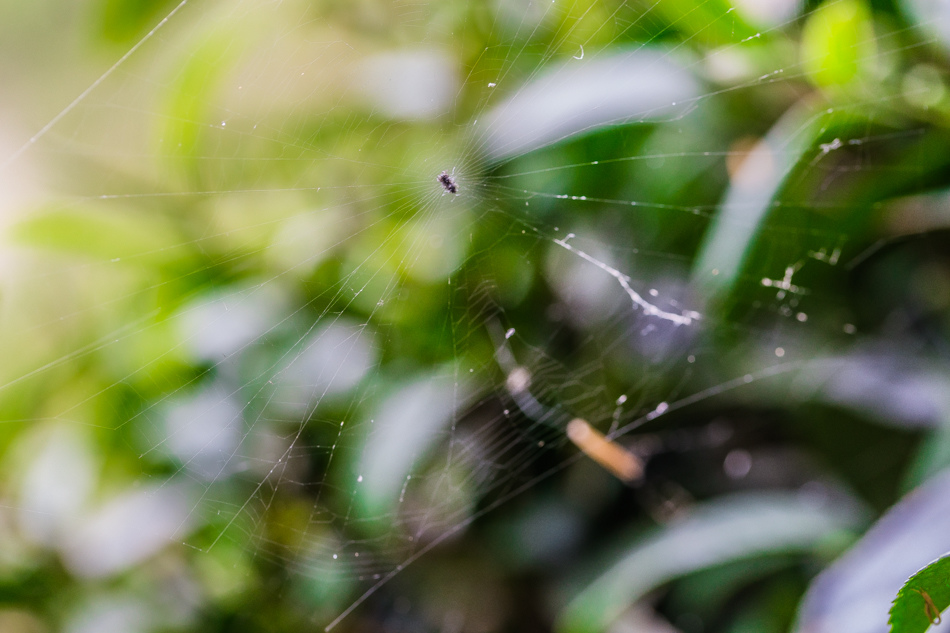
[[438, 170, 458, 194]]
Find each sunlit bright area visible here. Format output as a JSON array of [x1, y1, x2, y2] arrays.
[[2, 0, 950, 632]]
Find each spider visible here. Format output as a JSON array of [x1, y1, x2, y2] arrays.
[[437, 170, 458, 194]]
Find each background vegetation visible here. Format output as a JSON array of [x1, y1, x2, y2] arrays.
[[1, 0, 950, 632]]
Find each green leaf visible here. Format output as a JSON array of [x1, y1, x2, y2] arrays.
[[889, 554, 950, 633], [556, 492, 861, 633], [691, 100, 831, 302], [355, 371, 468, 519], [10, 205, 189, 269], [800, 0, 876, 87], [155, 24, 241, 179], [95, 0, 178, 44]]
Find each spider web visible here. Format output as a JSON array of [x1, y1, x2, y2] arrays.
[[0, 0, 931, 631]]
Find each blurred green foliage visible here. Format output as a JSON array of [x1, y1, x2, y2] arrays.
[[1, 0, 950, 632]]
